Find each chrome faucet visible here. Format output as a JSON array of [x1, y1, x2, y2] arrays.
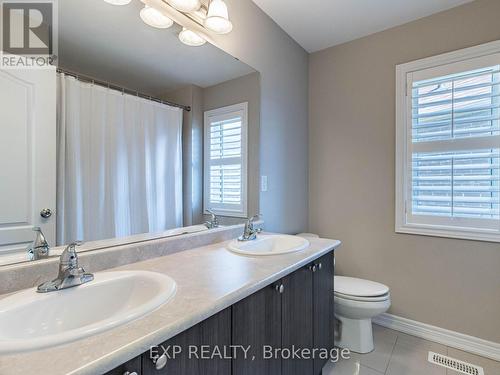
[[37, 242, 94, 293], [26, 227, 50, 261], [204, 209, 220, 229], [238, 215, 262, 241]]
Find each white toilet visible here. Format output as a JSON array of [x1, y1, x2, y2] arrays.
[[334, 276, 391, 354]]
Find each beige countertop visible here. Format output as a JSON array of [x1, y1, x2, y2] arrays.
[[0, 235, 341, 375]]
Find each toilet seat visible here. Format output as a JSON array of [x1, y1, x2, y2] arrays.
[[334, 291, 390, 302], [334, 276, 389, 298]]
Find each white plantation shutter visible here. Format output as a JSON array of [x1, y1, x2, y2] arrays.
[[411, 66, 500, 222], [396, 47, 500, 241], [412, 150, 499, 219], [204, 103, 248, 217]]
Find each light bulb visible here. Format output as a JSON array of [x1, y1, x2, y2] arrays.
[[179, 28, 206, 47], [168, 0, 201, 13], [103, 0, 132, 5], [204, 0, 232, 34], [140, 5, 174, 29]]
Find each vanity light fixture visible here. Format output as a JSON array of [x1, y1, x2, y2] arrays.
[[179, 27, 206, 46], [204, 0, 233, 34], [104, 0, 233, 47], [167, 0, 201, 13], [103, 0, 132, 5], [140, 5, 174, 29]]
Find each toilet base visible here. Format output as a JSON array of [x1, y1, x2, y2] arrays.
[[334, 315, 374, 354]]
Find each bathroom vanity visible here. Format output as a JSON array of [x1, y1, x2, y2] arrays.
[[106, 251, 335, 375], [0, 230, 340, 375]]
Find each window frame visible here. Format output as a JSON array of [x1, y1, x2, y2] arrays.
[[395, 40, 500, 242], [203, 102, 248, 218]]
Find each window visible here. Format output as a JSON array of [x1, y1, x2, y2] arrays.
[[396, 42, 500, 242], [204, 102, 248, 217]]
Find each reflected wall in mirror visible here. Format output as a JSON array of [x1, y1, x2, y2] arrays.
[[0, 0, 260, 266]]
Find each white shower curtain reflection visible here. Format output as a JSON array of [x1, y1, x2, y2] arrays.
[[57, 73, 183, 245]]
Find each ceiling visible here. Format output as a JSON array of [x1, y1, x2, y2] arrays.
[[59, 0, 255, 95], [252, 0, 475, 53]]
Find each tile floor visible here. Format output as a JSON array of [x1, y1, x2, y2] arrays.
[[323, 324, 500, 375]]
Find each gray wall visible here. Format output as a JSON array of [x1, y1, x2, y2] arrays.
[[309, 0, 500, 342], [203, 72, 261, 225], [210, 0, 309, 234]]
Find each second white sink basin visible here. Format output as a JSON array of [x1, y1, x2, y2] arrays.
[[0, 270, 176, 354], [227, 234, 310, 256]]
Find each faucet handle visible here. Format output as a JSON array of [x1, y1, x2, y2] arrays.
[[65, 241, 84, 251], [244, 214, 262, 232], [60, 241, 84, 267], [205, 209, 219, 228], [27, 227, 50, 261], [32, 226, 47, 243], [250, 213, 261, 220], [239, 214, 262, 242], [207, 209, 218, 221], [248, 214, 262, 224]]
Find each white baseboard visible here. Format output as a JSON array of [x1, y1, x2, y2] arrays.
[[373, 313, 500, 362]]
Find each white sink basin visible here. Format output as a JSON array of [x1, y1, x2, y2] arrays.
[[0, 271, 176, 354], [227, 234, 310, 256]]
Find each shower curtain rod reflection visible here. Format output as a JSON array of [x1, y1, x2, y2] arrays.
[[56, 68, 191, 112]]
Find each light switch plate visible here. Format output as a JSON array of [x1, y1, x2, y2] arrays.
[[261, 176, 268, 192]]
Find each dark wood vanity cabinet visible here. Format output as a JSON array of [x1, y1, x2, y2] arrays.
[[141, 308, 232, 375], [281, 264, 314, 375], [232, 283, 282, 375], [105, 251, 335, 375], [313, 252, 335, 374], [232, 251, 334, 375]]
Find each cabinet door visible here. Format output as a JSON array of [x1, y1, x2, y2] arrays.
[[232, 283, 282, 375], [142, 308, 231, 375], [313, 251, 335, 374], [104, 356, 142, 375], [282, 266, 314, 375]]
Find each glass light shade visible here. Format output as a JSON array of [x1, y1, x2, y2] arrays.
[[179, 28, 206, 46], [167, 0, 201, 12], [204, 0, 232, 34], [140, 6, 174, 29], [103, 0, 132, 5]]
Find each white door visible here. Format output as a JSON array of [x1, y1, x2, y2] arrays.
[[0, 67, 56, 256]]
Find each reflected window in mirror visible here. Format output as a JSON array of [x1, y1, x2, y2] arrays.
[[204, 103, 248, 218]]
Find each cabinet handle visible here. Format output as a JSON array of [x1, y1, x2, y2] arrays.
[[152, 353, 168, 370], [275, 284, 284, 294], [123, 372, 138, 375], [317, 262, 322, 270], [309, 264, 317, 273]]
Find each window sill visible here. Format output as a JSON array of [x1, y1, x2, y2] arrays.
[[395, 224, 500, 243]]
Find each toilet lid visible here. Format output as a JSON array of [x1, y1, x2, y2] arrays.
[[334, 276, 389, 297]]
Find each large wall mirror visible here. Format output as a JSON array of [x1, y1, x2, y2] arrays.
[[0, 0, 260, 266]]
